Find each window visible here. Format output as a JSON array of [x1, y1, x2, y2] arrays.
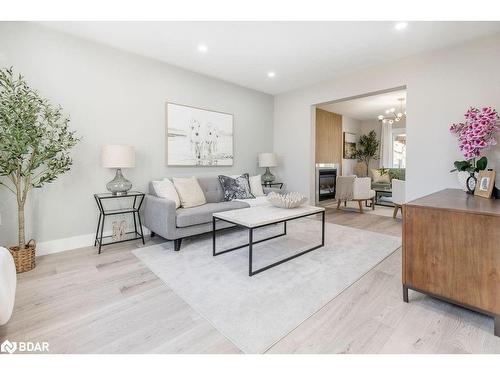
[[392, 129, 406, 168]]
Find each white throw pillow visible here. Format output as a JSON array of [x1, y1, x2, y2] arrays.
[[172, 177, 207, 208], [152, 179, 180, 208], [249, 175, 265, 197], [371, 169, 391, 183]]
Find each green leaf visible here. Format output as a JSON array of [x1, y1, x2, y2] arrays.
[[475, 156, 488, 171], [451, 160, 471, 172]]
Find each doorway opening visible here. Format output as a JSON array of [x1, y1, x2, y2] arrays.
[[313, 86, 407, 213]]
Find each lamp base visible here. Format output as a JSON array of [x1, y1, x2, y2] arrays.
[[262, 167, 275, 183], [106, 168, 132, 195]]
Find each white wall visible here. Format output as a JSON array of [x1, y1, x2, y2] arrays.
[[0, 22, 274, 249], [341, 116, 361, 175], [274, 34, 500, 203]]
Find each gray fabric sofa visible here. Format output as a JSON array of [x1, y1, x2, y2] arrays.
[[143, 176, 279, 251]]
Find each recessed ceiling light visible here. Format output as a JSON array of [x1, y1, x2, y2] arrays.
[[197, 44, 208, 53], [267, 71, 276, 78], [394, 22, 408, 31]]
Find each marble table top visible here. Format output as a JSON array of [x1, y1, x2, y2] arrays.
[[213, 204, 324, 228]]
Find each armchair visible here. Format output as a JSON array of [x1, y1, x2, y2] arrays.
[[0, 247, 16, 325], [336, 176, 375, 213], [391, 179, 406, 218]]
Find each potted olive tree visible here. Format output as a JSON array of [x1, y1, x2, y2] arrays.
[[0, 67, 79, 273], [353, 130, 379, 177]]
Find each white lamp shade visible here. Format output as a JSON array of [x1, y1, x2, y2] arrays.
[[258, 153, 278, 167], [101, 145, 135, 168]]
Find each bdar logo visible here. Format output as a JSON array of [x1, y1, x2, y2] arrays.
[[1, 340, 17, 354]]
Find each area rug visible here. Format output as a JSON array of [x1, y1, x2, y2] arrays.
[[322, 201, 397, 218], [133, 219, 401, 353]]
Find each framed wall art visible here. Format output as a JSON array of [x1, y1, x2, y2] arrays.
[[166, 102, 234, 166], [343, 132, 357, 159]]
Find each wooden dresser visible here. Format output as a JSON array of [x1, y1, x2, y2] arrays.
[[403, 189, 500, 336]]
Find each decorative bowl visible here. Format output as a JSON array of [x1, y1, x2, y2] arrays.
[[267, 192, 307, 209]]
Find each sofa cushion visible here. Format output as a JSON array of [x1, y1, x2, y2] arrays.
[[218, 174, 255, 201], [249, 175, 265, 197], [371, 169, 391, 184], [176, 201, 250, 228], [197, 176, 225, 203], [151, 178, 180, 208], [172, 177, 207, 208]]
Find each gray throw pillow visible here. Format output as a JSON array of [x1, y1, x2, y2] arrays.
[[218, 174, 255, 201]]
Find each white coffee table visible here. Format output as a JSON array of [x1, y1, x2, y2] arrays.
[[212, 205, 325, 276]]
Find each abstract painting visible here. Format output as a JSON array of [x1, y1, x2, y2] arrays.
[[166, 103, 234, 166], [343, 132, 357, 159]]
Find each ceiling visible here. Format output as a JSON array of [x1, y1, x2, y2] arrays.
[[319, 89, 407, 121], [38, 21, 500, 95]]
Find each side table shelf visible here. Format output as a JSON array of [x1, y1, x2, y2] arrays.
[[94, 191, 146, 254]]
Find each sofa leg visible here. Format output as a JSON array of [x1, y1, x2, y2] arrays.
[[337, 200, 341, 209], [151, 231, 156, 237], [174, 238, 182, 252], [372, 198, 375, 210]]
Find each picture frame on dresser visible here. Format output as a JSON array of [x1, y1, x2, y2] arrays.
[[474, 170, 496, 198]]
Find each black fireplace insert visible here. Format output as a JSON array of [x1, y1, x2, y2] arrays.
[[318, 169, 337, 201]]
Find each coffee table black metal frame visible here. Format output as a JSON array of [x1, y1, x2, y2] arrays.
[[212, 210, 325, 276], [94, 191, 145, 254]]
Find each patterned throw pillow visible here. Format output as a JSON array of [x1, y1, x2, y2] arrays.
[[218, 174, 255, 201]]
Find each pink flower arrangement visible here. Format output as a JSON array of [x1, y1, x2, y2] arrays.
[[450, 107, 499, 160]]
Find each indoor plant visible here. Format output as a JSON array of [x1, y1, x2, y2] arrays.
[[353, 130, 380, 177], [0, 67, 79, 272], [450, 107, 499, 193]]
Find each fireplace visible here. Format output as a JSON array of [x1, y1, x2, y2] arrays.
[[318, 168, 337, 201]]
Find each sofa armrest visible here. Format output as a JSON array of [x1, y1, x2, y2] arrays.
[[143, 194, 177, 239]]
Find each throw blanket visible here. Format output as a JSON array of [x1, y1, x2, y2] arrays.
[[335, 176, 356, 201]]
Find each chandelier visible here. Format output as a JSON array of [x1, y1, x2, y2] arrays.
[[377, 98, 406, 124]]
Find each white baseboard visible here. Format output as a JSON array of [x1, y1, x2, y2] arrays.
[[36, 227, 151, 257]]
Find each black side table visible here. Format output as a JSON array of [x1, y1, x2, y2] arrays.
[[262, 182, 284, 189], [94, 191, 145, 254]]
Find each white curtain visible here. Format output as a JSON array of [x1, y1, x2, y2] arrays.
[[379, 123, 393, 168]]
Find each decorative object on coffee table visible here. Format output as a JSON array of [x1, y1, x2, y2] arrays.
[[475, 170, 496, 198], [450, 107, 499, 194], [267, 192, 307, 209], [259, 153, 278, 183], [0, 67, 79, 273], [102, 145, 135, 195]]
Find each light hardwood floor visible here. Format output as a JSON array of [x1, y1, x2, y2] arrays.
[[1, 207, 499, 353]]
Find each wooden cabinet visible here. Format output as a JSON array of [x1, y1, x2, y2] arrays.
[[315, 108, 342, 172], [403, 189, 500, 336]]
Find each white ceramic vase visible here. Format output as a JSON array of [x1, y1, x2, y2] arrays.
[[457, 171, 469, 192]]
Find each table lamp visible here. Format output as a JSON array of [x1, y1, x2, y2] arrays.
[[258, 153, 278, 183], [101, 145, 135, 195]]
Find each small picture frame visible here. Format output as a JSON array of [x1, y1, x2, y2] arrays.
[[343, 132, 357, 159], [474, 170, 496, 198]]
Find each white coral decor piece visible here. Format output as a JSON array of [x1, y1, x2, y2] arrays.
[[267, 192, 307, 209]]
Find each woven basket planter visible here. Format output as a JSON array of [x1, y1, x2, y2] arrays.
[[9, 239, 36, 273]]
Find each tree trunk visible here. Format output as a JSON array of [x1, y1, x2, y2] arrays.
[[18, 202, 26, 250]]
